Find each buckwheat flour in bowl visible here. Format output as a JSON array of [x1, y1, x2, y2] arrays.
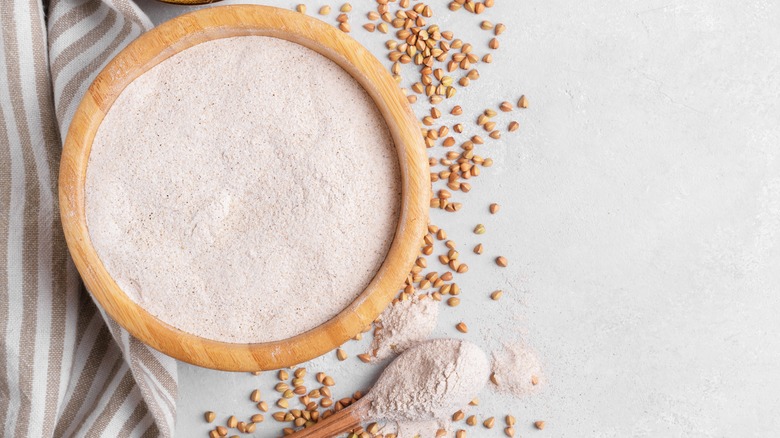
[[84, 35, 401, 344]]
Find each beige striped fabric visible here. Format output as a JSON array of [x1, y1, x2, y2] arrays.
[[1, 0, 177, 436]]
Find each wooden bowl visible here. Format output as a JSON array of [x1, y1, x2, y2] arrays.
[[59, 5, 429, 371]]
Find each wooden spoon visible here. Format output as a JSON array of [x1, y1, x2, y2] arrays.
[[287, 339, 489, 438], [285, 399, 368, 438]]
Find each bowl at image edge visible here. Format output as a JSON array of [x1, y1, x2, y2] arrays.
[[58, 5, 429, 371]]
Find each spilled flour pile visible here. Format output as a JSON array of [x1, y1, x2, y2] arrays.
[[369, 296, 440, 360], [491, 341, 543, 397]]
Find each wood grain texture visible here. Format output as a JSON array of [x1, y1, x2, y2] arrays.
[[59, 5, 429, 371]]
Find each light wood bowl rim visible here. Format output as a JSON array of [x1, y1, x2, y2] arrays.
[[58, 5, 429, 371]]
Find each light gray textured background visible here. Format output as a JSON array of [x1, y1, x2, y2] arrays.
[[134, 1, 780, 436]]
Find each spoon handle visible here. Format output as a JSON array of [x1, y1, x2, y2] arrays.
[[285, 402, 364, 438]]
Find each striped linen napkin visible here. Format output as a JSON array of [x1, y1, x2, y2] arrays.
[[1, 0, 177, 436]]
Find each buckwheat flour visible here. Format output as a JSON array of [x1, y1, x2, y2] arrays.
[[85, 36, 400, 343], [366, 339, 489, 423], [491, 340, 543, 396], [369, 295, 440, 360]]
